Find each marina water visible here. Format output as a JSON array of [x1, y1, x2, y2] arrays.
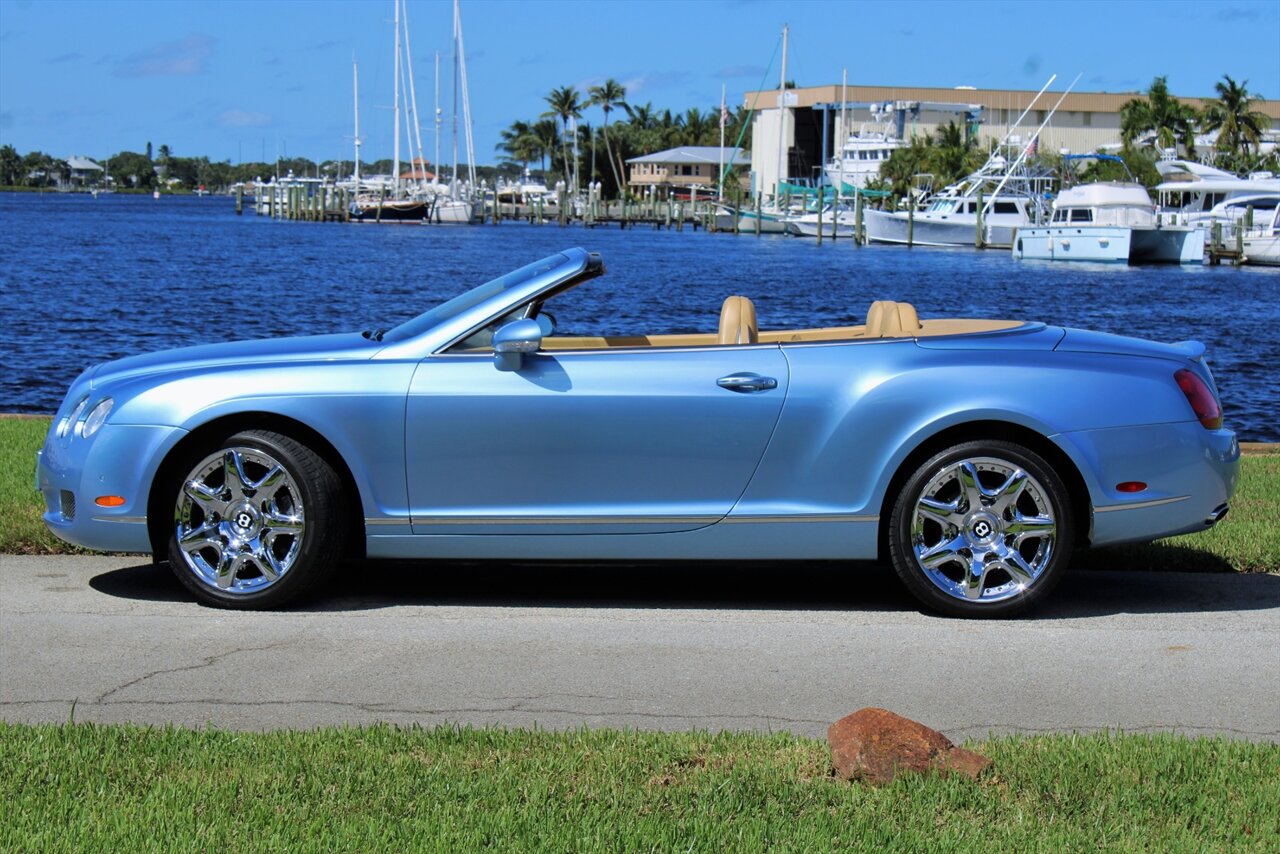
[[1, 192, 1276, 440]]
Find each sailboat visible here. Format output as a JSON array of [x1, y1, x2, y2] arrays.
[[425, 0, 481, 224], [714, 24, 796, 233]]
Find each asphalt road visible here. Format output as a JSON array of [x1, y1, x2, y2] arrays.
[[2, 554, 1277, 742]]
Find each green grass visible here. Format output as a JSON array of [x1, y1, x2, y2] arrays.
[[1, 723, 1276, 850], [0, 416, 84, 554], [3, 415, 1278, 571]]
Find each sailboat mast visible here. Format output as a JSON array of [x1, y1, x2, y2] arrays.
[[455, 0, 477, 191], [400, 0, 427, 189], [775, 24, 788, 200], [392, 0, 401, 195], [839, 67, 847, 198], [353, 60, 361, 188], [718, 83, 725, 202], [433, 52, 441, 185], [451, 0, 459, 200]]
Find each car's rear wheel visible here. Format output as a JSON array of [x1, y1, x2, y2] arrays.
[[887, 440, 1073, 618], [166, 430, 347, 609]]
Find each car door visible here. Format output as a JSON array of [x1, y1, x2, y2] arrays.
[[404, 345, 788, 534]]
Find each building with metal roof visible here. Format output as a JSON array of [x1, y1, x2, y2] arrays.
[[743, 83, 1279, 199], [626, 146, 750, 196], [64, 155, 105, 189]]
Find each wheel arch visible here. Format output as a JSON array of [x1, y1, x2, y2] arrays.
[[146, 411, 367, 560], [875, 419, 1091, 561]]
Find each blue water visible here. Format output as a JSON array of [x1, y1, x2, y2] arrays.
[[1, 193, 1277, 439]]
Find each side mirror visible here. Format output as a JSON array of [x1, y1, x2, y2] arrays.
[[493, 318, 543, 372]]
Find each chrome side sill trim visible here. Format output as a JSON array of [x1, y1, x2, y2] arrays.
[[721, 514, 878, 524], [1094, 496, 1190, 513], [90, 515, 147, 524], [409, 515, 722, 526]]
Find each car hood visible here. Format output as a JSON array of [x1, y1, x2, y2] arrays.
[[88, 332, 380, 388], [1055, 328, 1206, 363]]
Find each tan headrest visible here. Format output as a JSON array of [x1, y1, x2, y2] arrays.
[[718, 295, 759, 345], [865, 300, 922, 338]]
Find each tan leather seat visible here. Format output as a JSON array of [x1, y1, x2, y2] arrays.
[[718, 296, 759, 345], [865, 300, 921, 338]]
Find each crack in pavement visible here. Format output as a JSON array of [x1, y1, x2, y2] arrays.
[[93, 641, 292, 705]]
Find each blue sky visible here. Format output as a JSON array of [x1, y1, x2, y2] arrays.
[[1, 0, 1277, 166]]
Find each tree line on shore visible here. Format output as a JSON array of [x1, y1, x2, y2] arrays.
[[0, 142, 511, 192], [495, 78, 753, 199], [1, 73, 1269, 199]]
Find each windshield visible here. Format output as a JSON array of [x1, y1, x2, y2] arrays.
[[380, 253, 569, 343]]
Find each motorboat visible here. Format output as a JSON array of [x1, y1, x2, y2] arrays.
[[822, 118, 904, 191], [1154, 159, 1279, 245], [1241, 205, 1280, 266], [1012, 181, 1204, 264], [862, 173, 1046, 248], [786, 204, 859, 238]]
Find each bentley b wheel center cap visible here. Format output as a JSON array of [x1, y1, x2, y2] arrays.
[[225, 501, 263, 539], [965, 511, 1001, 545]]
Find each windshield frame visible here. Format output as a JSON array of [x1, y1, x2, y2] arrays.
[[380, 253, 574, 344]]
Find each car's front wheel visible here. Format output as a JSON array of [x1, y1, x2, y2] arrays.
[[887, 440, 1073, 618], [166, 430, 347, 609]]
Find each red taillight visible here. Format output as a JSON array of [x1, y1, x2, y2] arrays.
[[1174, 369, 1223, 430]]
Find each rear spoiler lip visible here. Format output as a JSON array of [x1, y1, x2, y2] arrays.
[[1172, 340, 1207, 362]]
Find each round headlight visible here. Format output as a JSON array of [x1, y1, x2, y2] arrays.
[[58, 396, 90, 438], [79, 398, 113, 438]]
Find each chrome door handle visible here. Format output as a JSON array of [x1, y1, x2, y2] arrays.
[[717, 374, 778, 392]]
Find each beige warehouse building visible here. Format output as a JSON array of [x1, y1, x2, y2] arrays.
[[744, 83, 1280, 196]]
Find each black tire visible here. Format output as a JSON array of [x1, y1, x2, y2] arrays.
[[887, 439, 1074, 618], [165, 429, 348, 609]]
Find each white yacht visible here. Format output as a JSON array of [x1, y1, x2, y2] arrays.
[[1012, 182, 1204, 264], [823, 120, 903, 191], [863, 182, 1043, 247], [1241, 205, 1280, 266], [495, 169, 554, 205], [786, 204, 860, 238], [1154, 159, 1279, 243], [861, 147, 1050, 248]]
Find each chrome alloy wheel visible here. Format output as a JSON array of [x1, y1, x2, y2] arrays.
[[910, 456, 1057, 603], [174, 446, 305, 594]]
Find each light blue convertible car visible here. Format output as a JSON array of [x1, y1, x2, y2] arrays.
[[37, 248, 1239, 616]]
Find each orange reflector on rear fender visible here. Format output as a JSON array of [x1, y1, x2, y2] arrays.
[[94, 495, 126, 507]]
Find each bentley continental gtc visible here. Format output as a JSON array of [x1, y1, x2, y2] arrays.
[[37, 248, 1240, 616]]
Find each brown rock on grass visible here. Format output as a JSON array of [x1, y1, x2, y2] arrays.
[[827, 707, 992, 784]]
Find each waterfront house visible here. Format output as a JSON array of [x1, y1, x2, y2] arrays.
[[626, 146, 750, 198], [400, 156, 436, 182], [65, 156, 105, 188]]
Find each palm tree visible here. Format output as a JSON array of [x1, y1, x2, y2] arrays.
[[588, 78, 627, 197], [926, 121, 979, 186], [1201, 75, 1271, 169], [532, 119, 559, 174], [497, 120, 538, 172], [1120, 76, 1198, 156], [681, 108, 716, 146], [542, 85, 583, 185]]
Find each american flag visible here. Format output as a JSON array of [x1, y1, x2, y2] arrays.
[[721, 100, 728, 131]]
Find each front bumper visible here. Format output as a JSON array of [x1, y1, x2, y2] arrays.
[[37, 422, 187, 553], [1054, 421, 1240, 547]]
